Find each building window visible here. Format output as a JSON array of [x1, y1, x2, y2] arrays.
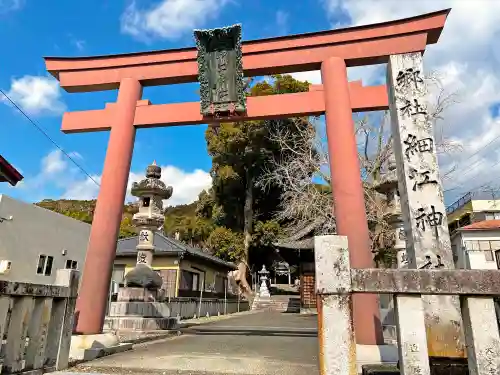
[[112, 265, 126, 285], [485, 212, 500, 220], [36, 255, 53, 276], [215, 275, 228, 293], [65, 259, 78, 270], [180, 270, 201, 291], [464, 240, 499, 262], [192, 273, 200, 291]]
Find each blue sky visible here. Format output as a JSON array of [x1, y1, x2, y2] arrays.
[[0, 0, 335, 205], [1, 0, 500, 208]]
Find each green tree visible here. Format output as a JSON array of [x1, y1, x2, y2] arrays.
[[204, 75, 313, 297], [119, 216, 136, 239], [206, 227, 244, 262]]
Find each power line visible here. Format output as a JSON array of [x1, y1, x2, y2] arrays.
[[0, 88, 100, 187], [445, 134, 500, 188]]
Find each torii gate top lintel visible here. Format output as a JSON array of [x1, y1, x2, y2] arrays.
[[44, 8, 450, 93]]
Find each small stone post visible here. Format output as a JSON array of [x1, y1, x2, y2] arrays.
[[314, 235, 357, 375], [387, 52, 465, 358]]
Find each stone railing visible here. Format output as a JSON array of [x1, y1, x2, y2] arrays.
[[109, 297, 250, 319], [315, 235, 500, 375], [166, 297, 249, 319], [0, 269, 79, 375], [105, 297, 250, 331]]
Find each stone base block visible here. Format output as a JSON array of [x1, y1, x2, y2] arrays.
[[356, 344, 398, 374], [108, 301, 171, 317], [361, 364, 399, 375], [70, 342, 132, 361], [69, 333, 132, 361], [428, 357, 468, 375], [117, 287, 159, 302], [300, 307, 318, 315], [104, 316, 178, 331], [70, 333, 119, 351]]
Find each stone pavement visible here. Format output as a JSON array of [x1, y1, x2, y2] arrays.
[[57, 311, 319, 375]]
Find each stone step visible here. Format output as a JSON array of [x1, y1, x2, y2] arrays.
[[251, 298, 301, 313]]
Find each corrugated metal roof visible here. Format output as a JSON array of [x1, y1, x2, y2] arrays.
[[116, 232, 236, 270]]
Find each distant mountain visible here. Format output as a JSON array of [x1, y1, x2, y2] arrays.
[[35, 198, 199, 239]]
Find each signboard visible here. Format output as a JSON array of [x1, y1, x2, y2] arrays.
[[194, 24, 246, 117]]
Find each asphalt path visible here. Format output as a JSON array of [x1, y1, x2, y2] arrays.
[[67, 311, 320, 375]]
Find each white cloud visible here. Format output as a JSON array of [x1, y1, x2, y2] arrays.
[[3, 75, 65, 116], [125, 165, 212, 206], [289, 64, 383, 85], [275, 10, 289, 35], [315, 0, 500, 203], [0, 0, 23, 14], [20, 149, 212, 206], [73, 39, 86, 51], [121, 0, 231, 42], [290, 71, 322, 84]]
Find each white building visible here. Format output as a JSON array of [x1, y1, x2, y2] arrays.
[[0, 194, 90, 284], [450, 219, 500, 270]]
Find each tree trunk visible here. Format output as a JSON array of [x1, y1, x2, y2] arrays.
[[235, 170, 254, 300]]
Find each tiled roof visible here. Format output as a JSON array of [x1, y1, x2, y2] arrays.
[[460, 220, 500, 231], [116, 232, 236, 270], [0, 155, 23, 186]]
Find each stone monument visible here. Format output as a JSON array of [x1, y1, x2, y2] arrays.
[[387, 53, 466, 359], [104, 162, 178, 331]]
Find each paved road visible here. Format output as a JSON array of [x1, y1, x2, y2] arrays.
[[71, 311, 320, 375]]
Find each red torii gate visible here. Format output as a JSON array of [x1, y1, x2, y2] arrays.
[[44, 9, 449, 344]]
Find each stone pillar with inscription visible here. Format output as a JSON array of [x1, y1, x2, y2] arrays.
[[122, 161, 173, 297], [387, 53, 465, 359]]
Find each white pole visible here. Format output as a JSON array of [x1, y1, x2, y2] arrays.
[[224, 279, 228, 315], [107, 281, 113, 316], [237, 289, 240, 312], [198, 277, 205, 318]]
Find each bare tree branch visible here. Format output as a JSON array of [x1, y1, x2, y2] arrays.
[[259, 71, 461, 266]]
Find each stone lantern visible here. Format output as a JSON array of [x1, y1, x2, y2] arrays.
[[106, 162, 178, 332], [124, 161, 173, 290], [373, 154, 408, 268], [258, 265, 271, 298]]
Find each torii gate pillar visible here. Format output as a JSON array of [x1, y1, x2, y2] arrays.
[[74, 78, 142, 334], [322, 57, 383, 344]]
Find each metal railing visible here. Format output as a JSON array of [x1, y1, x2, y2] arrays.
[[446, 190, 500, 214]]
